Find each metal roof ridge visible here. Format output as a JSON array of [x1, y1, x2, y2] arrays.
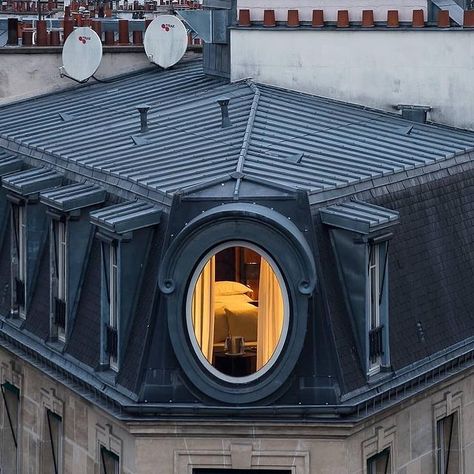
[[233, 80, 261, 199]]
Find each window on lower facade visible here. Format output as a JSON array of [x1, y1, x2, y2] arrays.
[[1, 382, 20, 473], [100, 446, 119, 474], [102, 241, 119, 371], [193, 471, 291, 474], [367, 242, 388, 376], [42, 409, 62, 474], [367, 448, 391, 474], [437, 413, 460, 474], [189, 244, 288, 381], [11, 203, 27, 318], [51, 220, 67, 342]]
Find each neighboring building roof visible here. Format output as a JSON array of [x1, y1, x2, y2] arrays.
[[0, 59, 473, 203]]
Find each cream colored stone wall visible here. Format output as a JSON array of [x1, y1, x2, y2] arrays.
[[0, 346, 473, 473]]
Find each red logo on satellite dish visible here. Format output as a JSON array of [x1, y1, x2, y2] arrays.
[[78, 35, 91, 45], [161, 23, 175, 32]]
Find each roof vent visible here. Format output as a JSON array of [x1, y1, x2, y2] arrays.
[[137, 105, 151, 133], [396, 105, 432, 124], [217, 98, 232, 128]]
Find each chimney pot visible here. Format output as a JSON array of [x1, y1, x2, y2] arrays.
[[312, 10, 324, 28], [287, 10, 300, 28], [217, 98, 232, 129], [239, 9, 251, 27], [412, 9, 425, 28], [464, 10, 474, 27], [437, 10, 450, 28], [337, 10, 350, 28], [137, 105, 151, 133], [387, 10, 399, 28], [362, 10, 374, 28], [263, 10, 276, 27]]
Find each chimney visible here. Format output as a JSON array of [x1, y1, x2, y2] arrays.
[[217, 98, 232, 128], [137, 105, 151, 133], [178, 0, 237, 79], [396, 105, 431, 124]]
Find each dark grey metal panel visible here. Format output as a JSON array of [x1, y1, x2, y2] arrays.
[[0, 152, 22, 177], [2, 168, 62, 198], [40, 183, 106, 212], [90, 201, 161, 234], [320, 200, 399, 234]]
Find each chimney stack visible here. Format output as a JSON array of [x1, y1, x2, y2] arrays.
[[217, 98, 232, 128], [137, 105, 151, 133]]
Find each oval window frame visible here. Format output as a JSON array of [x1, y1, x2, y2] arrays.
[[159, 203, 317, 404], [186, 240, 290, 384]]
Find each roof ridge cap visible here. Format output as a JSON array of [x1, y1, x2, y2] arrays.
[[233, 81, 261, 198]]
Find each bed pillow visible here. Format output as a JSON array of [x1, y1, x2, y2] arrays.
[[215, 281, 253, 297], [215, 294, 253, 305]]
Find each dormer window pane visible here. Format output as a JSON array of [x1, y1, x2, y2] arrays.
[[11, 203, 26, 318], [368, 243, 383, 374], [109, 243, 119, 371], [52, 220, 68, 342]]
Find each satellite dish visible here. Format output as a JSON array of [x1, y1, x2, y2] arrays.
[[61, 27, 103, 82], [144, 15, 188, 69]]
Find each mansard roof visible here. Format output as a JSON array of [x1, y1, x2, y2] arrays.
[[0, 59, 472, 418]]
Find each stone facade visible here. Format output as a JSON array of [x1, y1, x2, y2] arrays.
[[1, 347, 473, 473]]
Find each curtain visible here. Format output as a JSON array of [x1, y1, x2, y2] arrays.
[[192, 256, 215, 362], [257, 259, 284, 370]]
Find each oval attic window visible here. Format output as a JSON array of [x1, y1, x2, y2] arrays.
[[187, 243, 289, 383]]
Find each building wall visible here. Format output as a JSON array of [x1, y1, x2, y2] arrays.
[[0, 50, 152, 106], [1, 347, 473, 473], [236, 0, 428, 22], [231, 29, 474, 131]]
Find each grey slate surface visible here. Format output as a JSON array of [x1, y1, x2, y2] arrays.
[[1, 60, 474, 198]]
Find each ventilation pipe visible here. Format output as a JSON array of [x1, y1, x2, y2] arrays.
[[217, 98, 232, 128], [396, 105, 432, 124], [137, 105, 151, 133]]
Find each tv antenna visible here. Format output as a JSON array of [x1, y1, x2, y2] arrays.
[[144, 15, 188, 69], [60, 27, 103, 82]]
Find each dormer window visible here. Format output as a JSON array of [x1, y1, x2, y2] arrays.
[[40, 182, 107, 345], [11, 203, 26, 318], [90, 200, 161, 373], [52, 219, 67, 341], [368, 242, 386, 375], [105, 241, 119, 371], [321, 200, 399, 377]]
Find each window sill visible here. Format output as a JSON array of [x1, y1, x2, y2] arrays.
[[2, 313, 26, 329], [45, 338, 66, 354], [367, 366, 393, 385], [95, 364, 119, 385]]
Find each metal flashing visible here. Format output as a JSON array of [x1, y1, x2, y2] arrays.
[[320, 200, 399, 234], [40, 183, 106, 212], [2, 167, 62, 198], [90, 200, 161, 234]]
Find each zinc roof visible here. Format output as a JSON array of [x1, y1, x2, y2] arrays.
[[40, 183, 106, 212], [1, 59, 474, 199], [320, 200, 400, 234], [90, 200, 162, 234]]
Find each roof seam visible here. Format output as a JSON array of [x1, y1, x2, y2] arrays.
[[233, 81, 261, 198]]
